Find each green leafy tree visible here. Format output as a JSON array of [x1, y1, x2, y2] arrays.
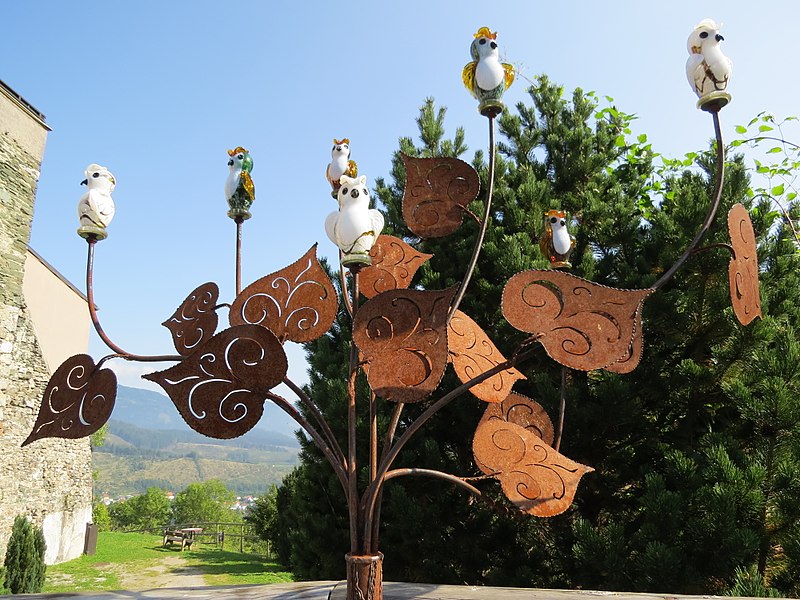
[[2, 515, 46, 594], [92, 500, 112, 532], [108, 487, 171, 530], [173, 480, 238, 526], [277, 77, 800, 594]]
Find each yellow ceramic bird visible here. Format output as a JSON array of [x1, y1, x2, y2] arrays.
[[462, 27, 515, 116], [326, 138, 358, 197]]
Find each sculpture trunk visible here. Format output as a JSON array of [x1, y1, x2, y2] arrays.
[[346, 553, 383, 600]]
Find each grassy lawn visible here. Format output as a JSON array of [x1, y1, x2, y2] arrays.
[[43, 531, 293, 594]]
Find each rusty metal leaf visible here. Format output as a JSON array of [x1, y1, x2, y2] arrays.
[[352, 287, 457, 403], [448, 309, 525, 403], [22, 354, 117, 446], [143, 325, 287, 439], [163, 282, 219, 356], [728, 203, 762, 326], [603, 300, 646, 374], [475, 392, 555, 454], [502, 270, 652, 371], [472, 417, 593, 517], [401, 154, 480, 239], [359, 235, 433, 299], [230, 244, 337, 343]]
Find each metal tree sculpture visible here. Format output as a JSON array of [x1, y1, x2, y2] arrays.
[[24, 22, 761, 600]]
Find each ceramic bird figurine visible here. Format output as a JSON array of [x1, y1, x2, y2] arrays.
[[539, 210, 575, 269], [225, 147, 255, 220], [686, 19, 732, 111], [325, 174, 384, 268], [326, 138, 358, 197], [77, 163, 116, 240], [462, 27, 515, 117]]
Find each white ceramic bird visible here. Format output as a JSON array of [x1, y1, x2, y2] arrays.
[[325, 138, 358, 196], [77, 164, 116, 233], [539, 210, 575, 269], [225, 147, 255, 220], [325, 175, 384, 268], [686, 19, 732, 110], [462, 27, 514, 115]]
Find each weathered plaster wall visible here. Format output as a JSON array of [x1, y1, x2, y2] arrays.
[[0, 83, 93, 565]]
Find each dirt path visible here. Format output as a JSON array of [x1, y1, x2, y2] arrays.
[[115, 554, 207, 591]]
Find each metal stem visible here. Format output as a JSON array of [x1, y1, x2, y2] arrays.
[[347, 268, 361, 553], [554, 367, 567, 452], [235, 217, 243, 296], [85, 238, 183, 362], [266, 391, 349, 496], [370, 391, 378, 483], [447, 115, 498, 324], [361, 343, 538, 550], [651, 109, 726, 291], [282, 376, 347, 468], [340, 258, 354, 318], [383, 468, 484, 499]]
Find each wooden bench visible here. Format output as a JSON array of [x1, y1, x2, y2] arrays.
[[162, 528, 194, 551]]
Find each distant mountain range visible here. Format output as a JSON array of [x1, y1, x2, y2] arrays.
[[93, 385, 302, 497]]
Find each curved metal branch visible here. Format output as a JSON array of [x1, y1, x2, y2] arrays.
[[447, 115, 498, 324], [554, 366, 567, 452], [282, 376, 347, 469], [265, 391, 349, 497], [361, 343, 538, 549], [86, 239, 183, 363], [383, 468, 484, 498], [651, 109, 726, 291]]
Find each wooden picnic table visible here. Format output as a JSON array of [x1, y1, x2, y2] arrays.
[[162, 527, 202, 551]]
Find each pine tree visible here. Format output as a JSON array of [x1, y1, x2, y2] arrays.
[[3, 515, 46, 594], [276, 77, 800, 594]]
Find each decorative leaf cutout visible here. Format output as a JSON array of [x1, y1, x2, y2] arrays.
[[476, 391, 555, 449], [401, 154, 480, 239], [448, 309, 525, 403], [502, 270, 652, 371], [728, 203, 762, 326], [230, 244, 337, 343], [23, 354, 117, 446], [472, 418, 593, 517], [359, 234, 433, 299], [143, 325, 287, 439], [163, 282, 219, 356], [603, 300, 646, 374], [352, 287, 457, 403]]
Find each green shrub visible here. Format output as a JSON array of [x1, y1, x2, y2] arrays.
[[3, 515, 46, 594]]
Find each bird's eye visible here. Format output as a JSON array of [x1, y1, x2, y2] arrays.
[[341, 188, 348, 195], [363, 188, 368, 196], [550, 217, 558, 224], [699, 31, 708, 39], [560, 220, 566, 226], [237, 154, 243, 159], [479, 38, 486, 45], [93, 172, 100, 178], [490, 41, 497, 50]]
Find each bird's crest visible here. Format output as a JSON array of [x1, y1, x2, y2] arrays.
[[333, 138, 350, 146], [545, 209, 567, 220], [228, 146, 249, 157], [473, 27, 497, 40]]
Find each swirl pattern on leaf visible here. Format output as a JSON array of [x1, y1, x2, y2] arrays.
[[475, 391, 554, 452], [143, 325, 287, 439], [727, 203, 762, 326], [448, 309, 525, 403], [603, 300, 645, 374], [23, 354, 117, 446], [502, 270, 652, 371], [230, 244, 337, 343], [472, 418, 593, 517], [353, 287, 457, 403], [360, 234, 433, 299], [163, 282, 219, 356], [401, 154, 480, 239]]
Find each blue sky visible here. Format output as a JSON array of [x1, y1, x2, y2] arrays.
[[3, 0, 798, 396]]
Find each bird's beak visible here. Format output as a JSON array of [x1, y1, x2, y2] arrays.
[[109, 176, 116, 185], [227, 159, 234, 166], [80, 179, 88, 186], [716, 34, 724, 41]]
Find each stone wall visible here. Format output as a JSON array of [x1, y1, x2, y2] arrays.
[[0, 84, 93, 565]]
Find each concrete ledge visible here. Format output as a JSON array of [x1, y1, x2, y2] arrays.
[[13, 581, 774, 600]]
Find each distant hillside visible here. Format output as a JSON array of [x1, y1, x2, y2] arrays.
[[93, 386, 302, 497]]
